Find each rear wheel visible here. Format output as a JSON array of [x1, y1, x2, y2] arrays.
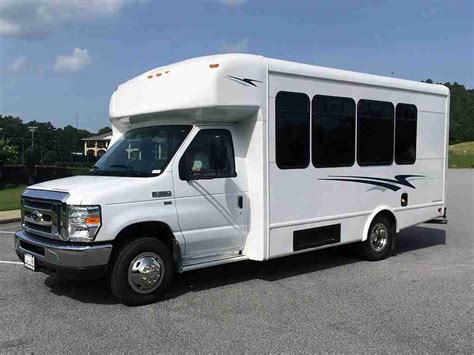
[[357, 216, 393, 261], [110, 237, 174, 306]]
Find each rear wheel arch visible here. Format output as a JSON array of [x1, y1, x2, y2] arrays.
[[362, 208, 397, 242]]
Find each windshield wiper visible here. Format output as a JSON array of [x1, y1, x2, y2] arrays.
[[109, 164, 134, 170], [109, 164, 140, 176], [88, 165, 153, 177]]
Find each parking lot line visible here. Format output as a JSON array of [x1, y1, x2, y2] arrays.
[[0, 260, 22, 265]]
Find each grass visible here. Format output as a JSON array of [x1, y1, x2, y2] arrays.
[[449, 141, 474, 168], [0, 185, 26, 211]]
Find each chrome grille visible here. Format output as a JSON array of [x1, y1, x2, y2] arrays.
[[22, 197, 63, 240]]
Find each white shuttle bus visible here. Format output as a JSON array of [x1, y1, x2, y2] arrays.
[[15, 54, 449, 305]]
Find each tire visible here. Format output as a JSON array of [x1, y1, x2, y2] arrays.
[[357, 215, 394, 261], [110, 237, 174, 306]]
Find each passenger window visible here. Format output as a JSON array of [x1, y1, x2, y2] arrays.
[[395, 104, 417, 165], [312, 95, 355, 167], [275, 91, 310, 169], [357, 100, 394, 166], [179, 129, 236, 180]]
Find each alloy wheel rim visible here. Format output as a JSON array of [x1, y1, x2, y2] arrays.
[[370, 223, 388, 253], [127, 252, 164, 294]]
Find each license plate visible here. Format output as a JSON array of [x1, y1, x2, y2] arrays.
[[24, 253, 35, 271]]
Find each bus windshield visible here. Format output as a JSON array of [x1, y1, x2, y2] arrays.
[[90, 125, 192, 177]]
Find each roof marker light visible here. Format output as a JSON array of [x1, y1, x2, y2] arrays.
[[165, 70, 170, 74], [147, 75, 153, 79], [156, 73, 162, 77], [209, 63, 219, 68]]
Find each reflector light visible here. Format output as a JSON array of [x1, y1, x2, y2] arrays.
[[209, 63, 219, 68]]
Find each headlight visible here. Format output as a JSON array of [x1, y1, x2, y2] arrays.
[[67, 205, 101, 242]]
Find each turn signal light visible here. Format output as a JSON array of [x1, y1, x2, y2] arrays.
[[86, 216, 101, 225]]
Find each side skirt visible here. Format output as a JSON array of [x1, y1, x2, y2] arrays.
[[179, 255, 248, 273]]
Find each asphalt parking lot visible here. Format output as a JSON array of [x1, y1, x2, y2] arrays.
[[0, 170, 472, 353]]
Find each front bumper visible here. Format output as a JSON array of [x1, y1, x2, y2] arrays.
[[15, 230, 112, 279]]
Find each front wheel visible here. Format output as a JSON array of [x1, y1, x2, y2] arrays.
[[357, 216, 394, 261], [110, 237, 174, 306]]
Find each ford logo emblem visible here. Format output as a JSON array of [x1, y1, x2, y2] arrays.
[[31, 210, 42, 222]]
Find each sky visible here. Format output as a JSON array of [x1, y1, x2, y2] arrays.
[[0, 0, 473, 132]]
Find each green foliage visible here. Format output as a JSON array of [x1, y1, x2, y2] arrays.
[[445, 83, 474, 144], [98, 127, 112, 135], [43, 150, 59, 165], [0, 139, 19, 164]]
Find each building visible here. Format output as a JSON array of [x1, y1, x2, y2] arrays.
[[82, 132, 112, 158]]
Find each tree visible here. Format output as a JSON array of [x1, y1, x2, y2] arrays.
[[97, 127, 112, 135], [43, 150, 59, 165], [0, 139, 18, 163], [444, 82, 474, 144], [422, 80, 474, 144]]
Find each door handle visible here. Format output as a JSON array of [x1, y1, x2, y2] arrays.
[[238, 195, 243, 209]]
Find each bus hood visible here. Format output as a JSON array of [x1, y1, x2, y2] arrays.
[[26, 174, 168, 206]]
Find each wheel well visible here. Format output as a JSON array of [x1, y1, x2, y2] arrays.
[[111, 221, 181, 269], [363, 209, 398, 241], [374, 210, 397, 231]]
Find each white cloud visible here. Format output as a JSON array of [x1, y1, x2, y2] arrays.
[[0, 0, 146, 39], [217, 0, 247, 5], [7, 56, 28, 72], [54, 48, 92, 73], [220, 38, 249, 53]]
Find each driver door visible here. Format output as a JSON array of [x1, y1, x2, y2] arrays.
[[172, 127, 247, 263]]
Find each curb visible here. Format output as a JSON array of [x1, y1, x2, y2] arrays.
[[0, 217, 21, 224]]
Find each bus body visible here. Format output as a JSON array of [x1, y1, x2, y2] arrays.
[[15, 54, 449, 305]]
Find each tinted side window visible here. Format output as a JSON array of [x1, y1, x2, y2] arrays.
[[357, 100, 394, 166], [275, 91, 310, 169], [395, 104, 417, 165], [312, 95, 355, 167], [179, 129, 236, 180]]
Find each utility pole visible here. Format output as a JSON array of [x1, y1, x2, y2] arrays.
[[28, 126, 38, 148]]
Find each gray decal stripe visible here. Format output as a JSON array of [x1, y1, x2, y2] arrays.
[[319, 178, 401, 191], [328, 174, 424, 189]]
